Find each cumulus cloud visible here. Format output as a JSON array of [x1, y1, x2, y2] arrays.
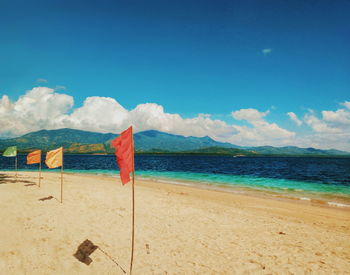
[[0, 87, 73, 137], [342, 101, 350, 109], [262, 48, 272, 55], [304, 113, 341, 133], [304, 104, 350, 134], [299, 105, 350, 151], [287, 112, 302, 126], [0, 87, 237, 141], [322, 109, 350, 125], [66, 96, 129, 133], [0, 88, 292, 147], [232, 108, 269, 126], [230, 108, 295, 146], [129, 105, 236, 138], [1, 87, 349, 151]]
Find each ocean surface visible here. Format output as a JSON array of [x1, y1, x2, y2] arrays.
[[1, 155, 350, 206]]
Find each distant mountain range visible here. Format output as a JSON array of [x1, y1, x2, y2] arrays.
[[247, 145, 348, 156], [0, 128, 348, 156]]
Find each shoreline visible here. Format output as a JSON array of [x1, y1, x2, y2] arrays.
[[3, 170, 350, 215], [3, 153, 350, 158], [3, 169, 350, 210], [142, 175, 350, 210], [0, 171, 349, 274]]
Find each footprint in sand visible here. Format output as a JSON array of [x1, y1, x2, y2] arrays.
[[146, 244, 150, 254]]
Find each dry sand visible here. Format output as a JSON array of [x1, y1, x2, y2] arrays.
[[0, 171, 349, 274]]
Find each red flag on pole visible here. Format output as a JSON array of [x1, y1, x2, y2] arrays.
[[111, 126, 136, 273], [111, 126, 134, 185]]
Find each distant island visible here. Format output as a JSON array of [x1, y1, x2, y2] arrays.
[[0, 128, 349, 157]]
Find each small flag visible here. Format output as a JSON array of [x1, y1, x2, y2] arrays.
[[3, 146, 17, 157], [111, 126, 134, 184], [45, 147, 63, 168], [27, 150, 41, 164]]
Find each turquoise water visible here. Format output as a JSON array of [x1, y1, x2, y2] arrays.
[[72, 169, 350, 206], [4, 168, 350, 196], [2, 154, 350, 206], [136, 170, 350, 195], [16, 168, 349, 204]]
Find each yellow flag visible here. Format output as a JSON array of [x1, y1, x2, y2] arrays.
[[45, 147, 63, 168]]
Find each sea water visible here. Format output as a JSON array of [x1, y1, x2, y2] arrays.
[[1, 155, 350, 207]]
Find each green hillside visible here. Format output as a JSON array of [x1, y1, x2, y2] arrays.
[[0, 128, 348, 156], [133, 130, 238, 152], [0, 128, 239, 154], [0, 129, 115, 152], [249, 146, 349, 156]]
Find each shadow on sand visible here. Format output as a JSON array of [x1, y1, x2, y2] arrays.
[[0, 173, 35, 185], [73, 239, 126, 273], [38, 196, 54, 201], [24, 183, 37, 187]]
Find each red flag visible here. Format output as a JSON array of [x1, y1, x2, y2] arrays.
[[111, 126, 134, 184]]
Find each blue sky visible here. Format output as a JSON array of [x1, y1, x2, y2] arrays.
[[0, 0, 349, 150]]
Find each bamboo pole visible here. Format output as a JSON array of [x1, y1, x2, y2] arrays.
[[15, 155, 17, 181], [130, 171, 135, 274], [61, 153, 64, 203], [39, 160, 42, 187], [130, 127, 135, 275]]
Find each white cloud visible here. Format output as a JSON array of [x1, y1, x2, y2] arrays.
[[342, 101, 350, 109], [287, 112, 302, 126], [322, 109, 350, 125], [262, 48, 272, 55], [65, 96, 130, 133], [0, 87, 73, 136], [1, 87, 349, 151], [129, 104, 236, 139], [54, 85, 67, 91], [0, 87, 237, 141], [304, 103, 350, 134], [1, 89, 292, 147], [304, 112, 342, 133], [298, 105, 350, 151], [232, 108, 269, 126], [36, 78, 48, 83], [230, 108, 295, 146]]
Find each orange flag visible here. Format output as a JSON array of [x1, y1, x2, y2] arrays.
[[45, 147, 63, 168], [27, 150, 41, 165], [111, 126, 134, 184]]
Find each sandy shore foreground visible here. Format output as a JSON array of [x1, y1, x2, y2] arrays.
[[0, 171, 349, 274]]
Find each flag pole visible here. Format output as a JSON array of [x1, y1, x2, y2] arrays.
[[130, 127, 135, 275], [15, 155, 18, 181], [61, 148, 64, 203], [39, 159, 42, 187]]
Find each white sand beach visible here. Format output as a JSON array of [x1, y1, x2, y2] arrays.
[[0, 171, 349, 274]]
